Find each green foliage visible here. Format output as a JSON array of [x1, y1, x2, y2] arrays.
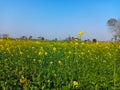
[[0, 40, 120, 89]]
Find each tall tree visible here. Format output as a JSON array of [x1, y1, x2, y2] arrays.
[[107, 18, 120, 41], [29, 36, 32, 40]]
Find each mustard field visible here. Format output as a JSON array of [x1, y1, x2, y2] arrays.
[[0, 39, 120, 89]]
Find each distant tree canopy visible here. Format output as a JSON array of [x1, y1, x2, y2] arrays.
[[107, 18, 120, 41], [92, 38, 97, 42], [28, 36, 32, 40], [0, 34, 11, 40], [38, 36, 45, 40]]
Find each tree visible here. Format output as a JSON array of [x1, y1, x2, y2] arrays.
[[65, 36, 74, 41], [55, 38, 58, 41], [41, 37, 44, 40], [92, 38, 97, 42], [29, 36, 32, 40], [0, 34, 2, 39], [107, 18, 120, 41], [38, 36, 44, 40], [2, 34, 10, 40], [21, 36, 27, 40]]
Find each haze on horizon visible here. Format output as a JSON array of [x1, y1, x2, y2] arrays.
[[0, 0, 120, 41]]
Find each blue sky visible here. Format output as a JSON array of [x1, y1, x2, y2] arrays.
[[0, 0, 120, 40]]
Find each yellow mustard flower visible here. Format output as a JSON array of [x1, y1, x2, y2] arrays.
[[38, 51, 43, 56], [50, 61, 53, 65], [20, 75, 27, 84], [68, 50, 72, 54], [73, 81, 79, 87], [20, 51, 23, 55], [53, 47, 56, 52], [78, 31, 84, 37], [58, 60, 62, 65], [33, 59, 36, 62], [75, 42, 79, 46], [75, 38, 79, 42], [47, 80, 50, 83], [45, 52, 48, 56], [38, 59, 42, 64], [103, 60, 106, 63]]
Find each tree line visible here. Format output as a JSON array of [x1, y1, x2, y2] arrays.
[[1, 18, 120, 42]]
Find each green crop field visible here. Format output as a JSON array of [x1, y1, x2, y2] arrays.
[[0, 39, 120, 89]]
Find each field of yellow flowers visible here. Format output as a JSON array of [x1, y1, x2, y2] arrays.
[[0, 39, 120, 89]]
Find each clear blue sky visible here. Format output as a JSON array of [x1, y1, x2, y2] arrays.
[[0, 0, 120, 40]]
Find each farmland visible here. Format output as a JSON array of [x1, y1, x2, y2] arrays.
[[0, 39, 120, 89]]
